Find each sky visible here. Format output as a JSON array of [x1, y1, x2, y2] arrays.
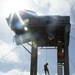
[[0, 0, 75, 75]]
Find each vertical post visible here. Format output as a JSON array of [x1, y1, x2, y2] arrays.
[[57, 41, 63, 75], [30, 41, 38, 75], [64, 25, 70, 75]]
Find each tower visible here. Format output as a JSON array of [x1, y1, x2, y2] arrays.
[[6, 10, 71, 75]]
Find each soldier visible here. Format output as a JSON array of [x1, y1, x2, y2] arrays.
[[44, 63, 50, 75]]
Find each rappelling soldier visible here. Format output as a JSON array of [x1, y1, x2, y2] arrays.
[[44, 63, 50, 75]]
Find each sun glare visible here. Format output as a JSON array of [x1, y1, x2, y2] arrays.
[[2, 0, 32, 17]]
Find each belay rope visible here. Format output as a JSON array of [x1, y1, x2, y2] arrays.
[[46, 47, 47, 63]]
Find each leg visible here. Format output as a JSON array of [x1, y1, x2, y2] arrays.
[[45, 70, 47, 75], [47, 69, 50, 75]]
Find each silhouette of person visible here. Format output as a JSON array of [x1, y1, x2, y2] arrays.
[[44, 63, 50, 75]]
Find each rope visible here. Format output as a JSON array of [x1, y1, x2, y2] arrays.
[[69, 35, 75, 70], [69, 57, 75, 69], [70, 35, 75, 40], [0, 46, 19, 61], [46, 47, 47, 63], [21, 58, 30, 75]]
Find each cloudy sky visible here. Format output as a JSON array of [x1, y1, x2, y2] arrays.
[[0, 0, 75, 75]]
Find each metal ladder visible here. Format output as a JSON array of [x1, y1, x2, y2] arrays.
[[58, 64, 62, 75]]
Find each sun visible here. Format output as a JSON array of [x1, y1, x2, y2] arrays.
[[2, 0, 32, 17]]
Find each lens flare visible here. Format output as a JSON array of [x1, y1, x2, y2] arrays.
[[33, 41, 38, 48], [24, 27, 28, 31], [15, 12, 29, 28]]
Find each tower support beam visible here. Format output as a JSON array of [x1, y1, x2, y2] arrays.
[[30, 42, 38, 75], [64, 25, 70, 75]]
